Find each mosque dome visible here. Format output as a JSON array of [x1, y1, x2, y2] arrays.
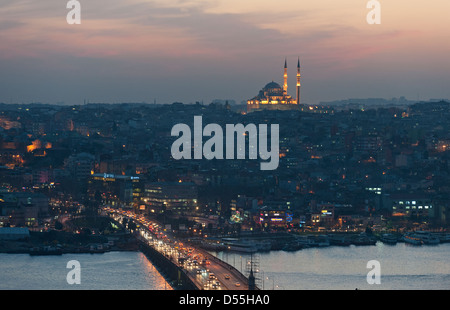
[[263, 81, 282, 90], [262, 81, 283, 96]]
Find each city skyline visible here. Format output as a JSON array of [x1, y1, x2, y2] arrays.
[[3, 1, 450, 293], [1, 0, 450, 105]]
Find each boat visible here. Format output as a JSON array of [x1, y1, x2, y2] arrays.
[[295, 236, 315, 248], [296, 235, 330, 248], [313, 235, 330, 247], [436, 233, 450, 243], [222, 238, 258, 253], [350, 233, 377, 246], [413, 231, 440, 245], [282, 241, 303, 252], [380, 234, 398, 245], [88, 243, 110, 254], [254, 240, 272, 252], [199, 241, 226, 251], [269, 240, 284, 251], [328, 234, 351, 246], [402, 233, 423, 245], [29, 245, 63, 256]]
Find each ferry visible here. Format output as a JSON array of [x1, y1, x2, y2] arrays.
[[402, 233, 423, 245], [414, 231, 440, 245], [436, 233, 450, 243], [295, 236, 315, 248], [328, 234, 351, 246], [282, 241, 303, 252], [296, 235, 330, 248], [199, 240, 226, 251], [254, 240, 272, 252], [313, 235, 330, 247], [350, 234, 377, 246], [222, 238, 258, 253], [29, 245, 63, 256], [380, 234, 398, 245]]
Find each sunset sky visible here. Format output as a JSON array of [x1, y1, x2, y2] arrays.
[[1, 0, 449, 105]]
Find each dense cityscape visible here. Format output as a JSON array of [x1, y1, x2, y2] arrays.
[[1, 98, 450, 249], [2, 0, 450, 296]]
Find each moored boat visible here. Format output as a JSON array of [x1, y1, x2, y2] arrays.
[[282, 241, 303, 252], [199, 241, 226, 251], [380, 234, 398, 245], [222, 238, 258, 253], [413, 231, 440, 245], [314, 235, 330, 247], [255, 240, 272, 252], [328, 234, 351, 246], [436, 233, 450, 243], [29, 246, 63, 256], [348, 233, 377, 246], [295, 235, 330, 248], [403, 233, 423, 245]]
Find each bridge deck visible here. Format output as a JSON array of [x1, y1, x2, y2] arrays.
[[105, 208, 251, 290]]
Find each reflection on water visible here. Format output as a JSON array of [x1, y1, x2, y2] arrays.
[[3, 243, 450, 290], [213, 242, 450, 290], [0, 251, 171, 290]]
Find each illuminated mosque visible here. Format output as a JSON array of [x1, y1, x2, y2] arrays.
[[247, 58, 301, 112]]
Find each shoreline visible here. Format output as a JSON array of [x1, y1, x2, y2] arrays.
[[0, 246, 140, 255], [3, 230, 449, 255], [0, 233, 140, 255]]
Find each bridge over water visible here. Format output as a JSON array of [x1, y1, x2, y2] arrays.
[[104, 208, 255, 290]]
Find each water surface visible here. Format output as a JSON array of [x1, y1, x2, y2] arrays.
[[213, 242, 450, 290], [0, 251, 171, 290]]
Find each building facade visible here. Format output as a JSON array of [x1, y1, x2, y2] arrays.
[[143, 182, 198, 215]]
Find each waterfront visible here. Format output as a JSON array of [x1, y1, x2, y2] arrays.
[[0, 251, 171, 290], [213, 242, 450, 290], [1, 242, 450, 290]]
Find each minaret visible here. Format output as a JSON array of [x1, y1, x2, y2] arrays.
[[283, 58, 288, 95], [296, 57, 301, 105]]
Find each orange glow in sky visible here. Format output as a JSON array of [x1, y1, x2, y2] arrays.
[[0, 0, 449, 105]]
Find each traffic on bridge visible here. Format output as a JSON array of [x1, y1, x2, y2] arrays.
[[103, 207, 251, 290]]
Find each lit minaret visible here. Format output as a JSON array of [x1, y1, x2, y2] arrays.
[[283, 58, 288, 95], [296, 57, 301, 105]]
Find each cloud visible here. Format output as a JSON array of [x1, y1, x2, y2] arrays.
[[0, 0, 449, 105]]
